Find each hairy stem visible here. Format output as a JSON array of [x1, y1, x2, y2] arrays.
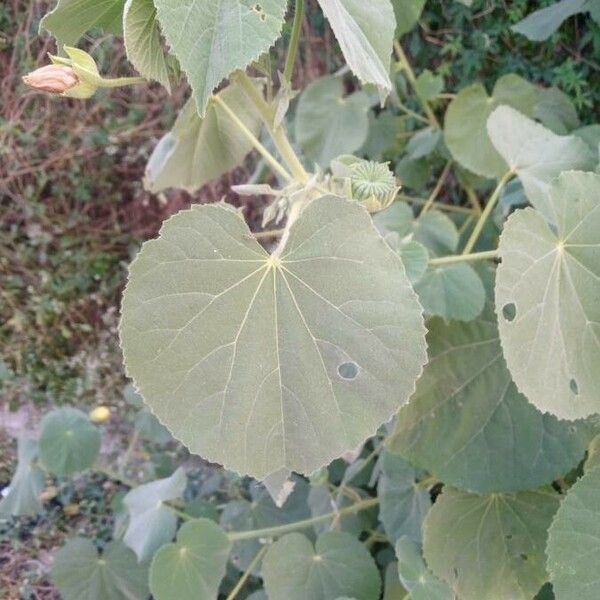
[[283, 0, 304, 82], [429, 249, 499, 267]]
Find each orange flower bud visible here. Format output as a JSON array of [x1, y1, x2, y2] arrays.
[[22, 64, 79, 94]]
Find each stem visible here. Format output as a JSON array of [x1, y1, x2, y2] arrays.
[[283, 0, 304, 82], [252, 228, 285, 239], [429, 249, 499, 267], [462, 170, 513, 254], [394, 41, 440, 129], [119, 430, 139, 478], [99, 76, 146, 88], [396, 100, 429, 124], [400, 194, 473, 215], [225, 545, 269, 600], [420, 161, 452, 215], [211, 95, 292, 182], [464, 185, 482, 214], [228, 497, 379, 541]]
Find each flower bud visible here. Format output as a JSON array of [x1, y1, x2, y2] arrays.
[[22, 64, 79, 94], [89, 405, 111, 423]]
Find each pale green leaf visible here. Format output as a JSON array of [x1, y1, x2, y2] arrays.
[[262, 467, 293, 508], [423, 488, 559, 600], [134, 408, 173, 444], [384, 233, 429, 284], [393, 265, 593, 492], [534, 87, 580, 135], [149, 519, 231, 600], [295, 76, 370, 168], [413, 211, 459, 257], [123, 0, 170, 91], [496, 171, 600, 419], [0, 438, 45, 517], [444, 74, 538, 178], [123, 467, 186, 561], [512, 0, 588, 41], [38, 407, 101, 477], [120, 197, 426, 479], [52, 538, 149, 600], [153, 0, 287, 115], [547, 466, 600, 599], [262, 531, 381, 600], [144, 81, 262, 193], [41, 0, 125, 46], [317, 0, 395, 97], [414, 70, 444, 102], [406, 127, 441, 160], [383, 561, 409, 600], [391, 0, 426, 36], [487, 106, 596, 223]]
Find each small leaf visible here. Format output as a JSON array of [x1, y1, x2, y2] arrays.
[[413, 211, 459, 257], [547, 466, 600, 600], [38, 407, 101, 477], [295, 76, 370, 168], [144, 81, 262, 193], [123, 466, 187, 561], [149, 519, 231, 600], [414, 70, 444, 102], [317, 0, 395, 98], [153, 0, 287, 115], [423, 487, 559, 599], [406, 127, 441, 160], [512, 0, 588, 41], [52, 538, 149, 600], [262, 531, 381, 600]]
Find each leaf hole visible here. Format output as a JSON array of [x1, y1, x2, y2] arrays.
[[338, 362, 358, 380], [570, 378, 579, 395], [502, 302, 517, 322]]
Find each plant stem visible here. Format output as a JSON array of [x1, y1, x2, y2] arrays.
[[225, 545, 270, 600], [396, 100, 429, 124], [252, 228, 285, 239], [99, 76, 147, 88], [211, 95, 292, 182], [119, 429, 139, 478], [400, 194, 473, 215], [429, 249, 499, 267], [394, 41, 440, 129], [462, 170, 513, 254], [420, 161, 452, 215], [283, 0, 304, 82], [228, 497, 379, 541], [234, 71, 309, 183]]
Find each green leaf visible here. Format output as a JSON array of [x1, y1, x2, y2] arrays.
[[0, 438, 45, 517], [444, 74, 537, 178], [153, 0, 287, 115], [134, 408, 173, 444], [123, 0, 170, 91], [414, 70, 444, 103], [406, 127, 442, 160], [144, 82, 262, 193], [378, 450, 430, 543], [383, 561, 409, 600], [52, 538, 149, 600], [295, 76, 370, 168], [123, 467, 186, 561], [392, 266, 593, 492], [512, 0, 588, 41], [391, 0, 426, 36], [547, 466, 600, 599], [120, 197, 426, 479], [487, 106, 596, 223], [384, 234, 429, 284], [262, 531, 381, 600], [41, 0, 125, 46], [316, 0, 395, 98], [38, 407, 101, 477], [534, 87, 580, 135], [496, 171, 600, 419], [423, 488, 559, 600], [149, 519, 231, 600]]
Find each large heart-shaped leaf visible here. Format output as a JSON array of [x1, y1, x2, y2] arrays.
[[423, 487, 559, 600], [547, 466, 600, 600], [120, 197, 426, 479], [495, 171, 600, 419], [153, 0, 287, 115], [262, 531, 381, 600], [487, 106, 596, 223], [317, 0, 395, 98]]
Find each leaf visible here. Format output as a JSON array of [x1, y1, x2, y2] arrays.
[[149, 519, 232, 600], [120, 197, 427, 480], [414, 263, 486, 322], [41, 0, 125, 46], [123, 0, 170, 91], [487, 106, 596, 223], [392, 265, 594, 492], [134, 408, 173, 444], [414, 70, 444, 102], [384, 233, 429, 284], [38, 407, 101, 477], [512, 0, 588, 41], [316, 0, 395, 98], [383, 561, 409, 600], [534, 87, 580, 135], [423, 487, 559, 600], [262, 467, 294, 508], [123, 466, 186, 561], [52, 538, 149, 600], [378, 450, 430, 543], [444, 74, 538, 178], [391, 0, 426, 36], [496, 171, 600, 419], [547, 466, 600, 599], [295, 76, 371, 168], [262, 531, 381, 600], [153, 0, 286, 116], [406, 127, 442, 160], [395, 537, 453, 600], [0, 438, 45, 517], [144, 82, 262, 193]]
